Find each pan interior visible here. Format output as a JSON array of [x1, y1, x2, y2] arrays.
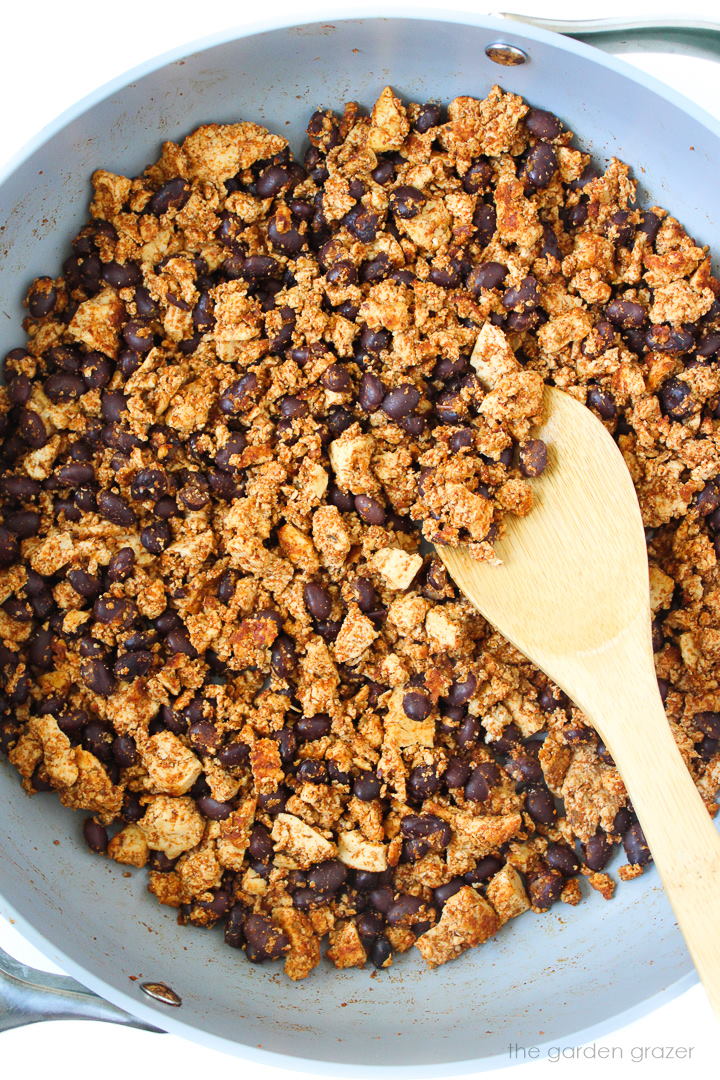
[[0, 15, 712, 1068]]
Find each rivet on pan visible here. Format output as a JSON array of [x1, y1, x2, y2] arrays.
[[140, 981, 182, 1007], [485, 43, 528, 66]]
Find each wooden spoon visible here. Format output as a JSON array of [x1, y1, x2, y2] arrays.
[[437, 384, 720, 1016]]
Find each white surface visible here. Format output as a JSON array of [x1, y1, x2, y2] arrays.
[[0, 0, 718, 1075]]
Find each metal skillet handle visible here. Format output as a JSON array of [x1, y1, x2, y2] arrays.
[[498, 13, 720, 64], [0, 945, 161, 1033]]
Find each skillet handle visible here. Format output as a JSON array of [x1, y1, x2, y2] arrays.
[[498, 13, 720, 64], [0, 945, 162, 1033]]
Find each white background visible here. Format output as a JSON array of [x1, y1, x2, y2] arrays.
[[1, 0, 718, 1076]]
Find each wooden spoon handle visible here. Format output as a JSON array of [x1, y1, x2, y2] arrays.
[[588, 656, 720, 1018]]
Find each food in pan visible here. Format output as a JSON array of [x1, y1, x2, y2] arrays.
[[0, 85, 718, 979]]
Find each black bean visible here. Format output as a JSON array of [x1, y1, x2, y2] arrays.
[[502, 276, 539, 311], [403, 691, 431, 721], [525, 785, 557, 824], [623, 822, 651, 865], [296, 759, 327, 784], [166, 628, 198, 658], [529, 869, 564, 908], [386, 894, 425, 925], [118, 790, 143, 823], [694, 711, 720, 739], [414, 102, 442, 132], [141, 521, 172, 555], [525, 143, 558, 188], [400, 814, 451, 847], [215, 741, 249, 770], [27, 627, 52, 670], [220, 373, 258, 414], [327, 486, 354, 512], [240, 255, 280, 281], [659, 377, 693, 420], [5, 510, 39, 540], [7, 374, 31, 405], [97, 490, 136, 527], [583, 832, 612, 871], [505, 749, 543, 785], [256, 165, 291, 198], [360, 253, 390, 283], [587, 386, 617, 420], [81, 658, 115, 696], [92, 596, 133, 626], [102, 260, 141, 288], [268, 216, 303, 256], [303, 581, 332, 620], [215, 434, 247, 473], [122, 320, 154, 353], [196, 796, 234, 820], [606, 299, 645, 329], [360, 327, 391, 354], [131, 468, 167, 502], [466, 261, 507, 295], [67, 569, 101, 599], [242, 914, 290, 963], [47, 345, 82, 371], [428, 879, 464, 913], [354, 495, 386, 525], [56, 462, 95, 488], [187, 719, 218, 753], [307, 859, 347, 894], [148, 177, 190, 215], [356, 912, 384, 939], [353, 770, 381, 801], [446, 673, 477, 707], [326, 261, 358, 288], [526, 107, 563, 140], [247, 823, 273, 863], [390, 185, 426, 219], [28, 279, 57, 318], [1, 475, 40, 500], [697, 332, 720, 357], [640, 211, 662, 243], [101, 390, 127, 423], [371, 160, 395, 186], [443, 756, 471, 789], [109, 734, 138, 768], [455, 715, 481, 747], [546, 841, 580, 876], [694, 481, 720, 517], [647, 324, 694, 354], [113, 650, 153, 680], [407, 763, 441, 801], [43, 373, 86, 403], [321, 364, 351, 392], [474, 203, 497, 246], [518, 439, 548, 477], [382, 384, 420, 419], [343, 204, 378, 242], [270, 633, 296, 678], [463, 767, 490, 803], [465, 856, 504, 885], [83, 818, 108, 853], [278, 395, 308, 421], [370, 935, 392, 968], [428, 262, 461, 288], [106, 547, 135, 582], [462, 160, 492, 194], [358, 372, 386, 412], [296, 714, 331, 740]]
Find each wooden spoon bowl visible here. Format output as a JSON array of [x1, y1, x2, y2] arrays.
[[438, 385, 720, 1016]]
